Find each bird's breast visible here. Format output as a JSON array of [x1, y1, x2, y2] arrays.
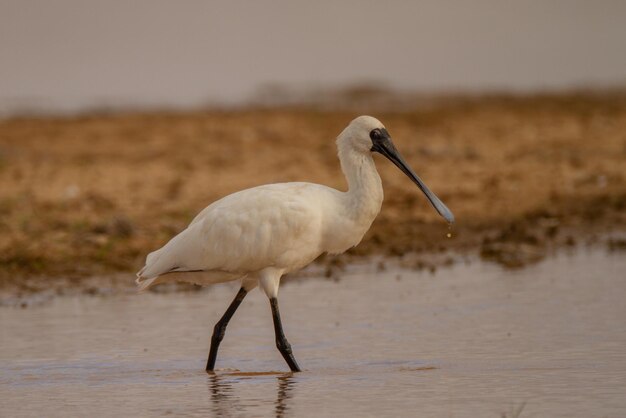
[[321, 207, 379, 255]]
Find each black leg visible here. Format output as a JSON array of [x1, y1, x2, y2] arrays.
[[270, 297, 301, 372], [206, 287, 248, 372]]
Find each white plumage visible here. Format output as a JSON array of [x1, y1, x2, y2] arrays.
[[137, 183, 347, 291], [136, 115, 454, 371], [137, 115, 453, 297]]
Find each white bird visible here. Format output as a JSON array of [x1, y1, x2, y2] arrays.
[[136, 115, 454, 372]]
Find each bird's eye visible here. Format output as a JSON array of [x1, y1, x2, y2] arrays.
[[370, 129, 382, 141]]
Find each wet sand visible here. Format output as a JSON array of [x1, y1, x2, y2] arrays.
[[1, 93, 625, 294], [2, 249, 625, 417]]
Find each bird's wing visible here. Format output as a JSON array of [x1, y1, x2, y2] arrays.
[[137, 183, 327, 281]]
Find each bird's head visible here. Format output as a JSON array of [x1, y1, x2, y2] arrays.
[[338, 115, 455, 225], [338, 115, 387, 153]]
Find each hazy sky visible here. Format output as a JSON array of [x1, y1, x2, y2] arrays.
[[1, 0, 626, 114]]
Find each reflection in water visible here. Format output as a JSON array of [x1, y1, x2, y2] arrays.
[[275, 374, 295, 418], [207, 374, 234, 417], [208, 372, 297, 417]]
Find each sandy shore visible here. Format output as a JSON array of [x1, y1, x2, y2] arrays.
[[1, 92, 625, 295]]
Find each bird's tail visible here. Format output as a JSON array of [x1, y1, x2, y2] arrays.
[[136, 266, 162, 292], [136, 266, 244, 292], [135, 247, 169, 292]]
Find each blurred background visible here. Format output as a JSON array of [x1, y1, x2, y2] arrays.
[[2, 3, 626, 416], [2, 0, 626, 114], [0, 0, 625, 290]]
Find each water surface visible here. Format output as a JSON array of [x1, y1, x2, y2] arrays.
[[1, 249, 625, 417]]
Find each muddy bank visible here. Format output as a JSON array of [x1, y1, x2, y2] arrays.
[[0, 92, 625, 294]]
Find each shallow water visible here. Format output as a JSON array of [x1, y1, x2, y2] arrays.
[[1, 249, 625, 417]]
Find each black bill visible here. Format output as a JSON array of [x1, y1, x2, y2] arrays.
[[372, 134, 455, 224]]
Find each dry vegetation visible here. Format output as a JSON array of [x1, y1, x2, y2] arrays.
[[1, 93, 625, 293]]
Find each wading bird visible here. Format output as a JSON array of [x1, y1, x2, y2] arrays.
[[136, 116, 454, 372]]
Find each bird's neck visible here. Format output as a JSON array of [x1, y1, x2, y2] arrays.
[[338, 146, 384, 221]]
